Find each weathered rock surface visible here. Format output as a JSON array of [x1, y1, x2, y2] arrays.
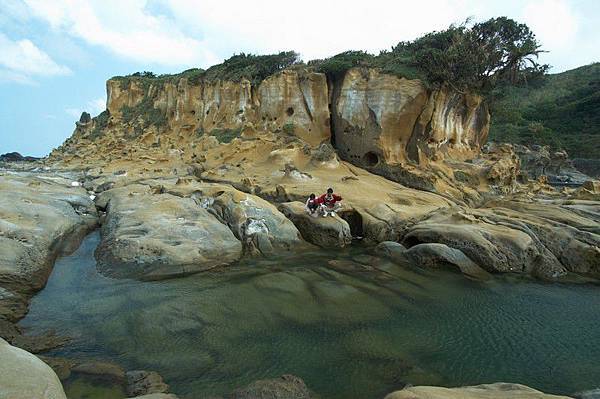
[[278, 202, 352, 248], [384, 383, 572, 399], [515, 144, 591, 186], [95, 184, 242, 279], [228, 374, 312, 399], [0, 337, 67, 399], [205, 185, 306, 255], [0, 174, 97, 326], [333, 68, 489, 167]]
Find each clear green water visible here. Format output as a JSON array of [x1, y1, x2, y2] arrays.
[[20, 232, 600, 399]]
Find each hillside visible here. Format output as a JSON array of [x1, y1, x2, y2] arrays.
[[489, 63, 600, 159]]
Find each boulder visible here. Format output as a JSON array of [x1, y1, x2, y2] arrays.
[[95, 184, 243, 280], [384, 383, 572, 399], [278, 202, 352, 248], [228, 374, 312, 399], [206, 187, 306, 255], [0, 337, 67, 399]]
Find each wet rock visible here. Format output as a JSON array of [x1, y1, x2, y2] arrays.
[[126, 370, 170, 397], [278, 202, 352, 248], [385, 382, 572, 399], [0, 337, 67, 399], [10, 330, 70, 353], [95, 184, 242, 280], [72, 360, 126, 384], [574, 389, 600, 399], [375, 241, 408, 263], [38, 356, 75, 380], [129, 395, 179, 399], [228, 374, 312, 399], [404, 243, 490, 279]]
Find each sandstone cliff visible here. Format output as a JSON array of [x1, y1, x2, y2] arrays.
[[50, 66, 493, 200]]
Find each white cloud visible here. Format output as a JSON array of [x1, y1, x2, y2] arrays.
[[0, 33, 70, 84], [164, 0, 470, 61], [65, 96, 107, 119], [522, 0, 579, 50], [23, 0, 219, 67]]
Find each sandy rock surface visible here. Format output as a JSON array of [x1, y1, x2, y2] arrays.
[[384, 383, 573, 399]]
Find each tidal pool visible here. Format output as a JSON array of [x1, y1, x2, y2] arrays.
[[21, 232, 600, 398]]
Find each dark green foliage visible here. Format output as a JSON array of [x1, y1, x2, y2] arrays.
[[120, 96, 168, 134], [89, 110, 110, 140], [209, 128, 242, 143], [195, 126, 205, 137], [310, 51, 374, 77], [312, 17, 546, 92], [282, 122, 295, 135], [204, 51, 300, 85], [489, 63, 600, 158]]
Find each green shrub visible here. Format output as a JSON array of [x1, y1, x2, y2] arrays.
[[210, 128, 242, 143], [282, 122, 295, 135], [204, 51, 300, 85], [89, 110, 110, 140]]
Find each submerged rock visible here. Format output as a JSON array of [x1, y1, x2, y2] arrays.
[[385, 382, 572, 399], [228, 374, 312, 399], [0, 337, 67, 399], [126, 370, 170, 397], [278, 202, 352, 248]]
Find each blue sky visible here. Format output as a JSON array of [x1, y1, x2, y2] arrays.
[[1, 0, 599, 157]]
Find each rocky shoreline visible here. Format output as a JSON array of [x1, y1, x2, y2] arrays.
[[1, 64, 599, 398]]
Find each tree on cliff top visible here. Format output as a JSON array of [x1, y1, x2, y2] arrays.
[[391, 17, 548, 92], [204, 51, 300, 85], [313, 17, 547, 93]]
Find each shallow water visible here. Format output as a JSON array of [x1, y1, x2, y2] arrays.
[[21, 232, 600, 398]]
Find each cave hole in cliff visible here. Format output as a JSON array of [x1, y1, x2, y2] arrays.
[[363, 151, 380, 167], [286, 107, 294, 116], [339, 210, 364, 238], [190, 110, 196, 115]]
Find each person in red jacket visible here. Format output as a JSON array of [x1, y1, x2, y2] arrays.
[[317, 187, 342, 217]]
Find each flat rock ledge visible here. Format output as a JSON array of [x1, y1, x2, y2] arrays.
[[278, 202, 352, 248]]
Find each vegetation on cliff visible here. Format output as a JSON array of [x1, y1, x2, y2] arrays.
[[312, 17, 546, 92], [490, 63, 600, 158]]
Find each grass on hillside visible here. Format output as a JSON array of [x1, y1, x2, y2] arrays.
[[489, 63, 600, 159]]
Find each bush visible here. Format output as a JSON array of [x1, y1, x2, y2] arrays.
[[210, 128, 242, 143], [204, 51, 300, 85]]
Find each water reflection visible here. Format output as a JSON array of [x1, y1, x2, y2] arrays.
[[20, 232, 600, 399]]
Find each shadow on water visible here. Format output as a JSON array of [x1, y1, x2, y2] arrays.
[[19, 231, 600, 399]]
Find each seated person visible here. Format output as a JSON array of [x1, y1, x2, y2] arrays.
[[317, 188, 343, 217], [305, 193, 319, 217]]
